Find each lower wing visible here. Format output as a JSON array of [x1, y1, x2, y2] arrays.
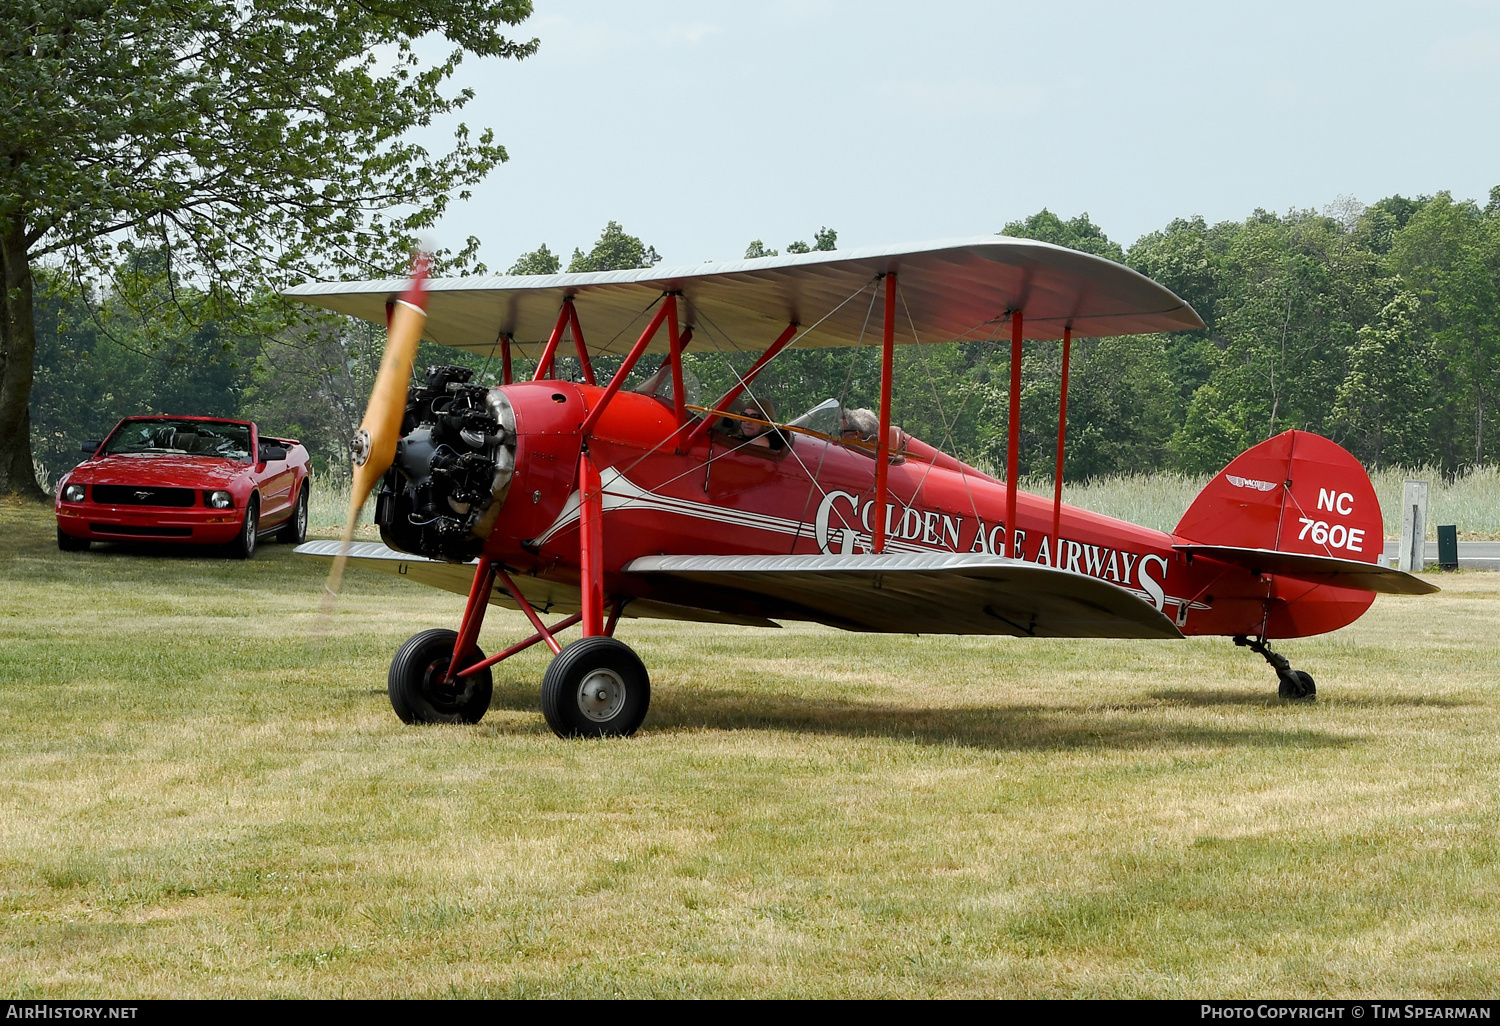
[[296, 543, 1181, 638], [625, 552, 1183, 639], [293, 540, 781, 628]]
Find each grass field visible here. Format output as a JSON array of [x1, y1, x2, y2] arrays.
[[2, 498, 1498, 998]]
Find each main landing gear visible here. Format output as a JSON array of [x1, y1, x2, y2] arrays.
[[1234, 634, 1316, 700], [385, 564, 650, 737], [388, 628, 494, 724], [539, 636, 650, 738]]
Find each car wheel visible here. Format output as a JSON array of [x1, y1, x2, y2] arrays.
[[388, 628, 493, 725], [540, 636, 650, 738], [279, 482, 309, 544], [228, 495, 259, 559], [57, 526, 90, 552]]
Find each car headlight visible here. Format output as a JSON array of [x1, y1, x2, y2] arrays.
[[62, 483, 86, 503], [207, 490, 233, 509]]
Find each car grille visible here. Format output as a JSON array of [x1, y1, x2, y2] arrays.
[[91, 485, 197, 507], [89, 524, 193, 537]]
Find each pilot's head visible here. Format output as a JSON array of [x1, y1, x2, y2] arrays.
[[842, 407, 879, 442]]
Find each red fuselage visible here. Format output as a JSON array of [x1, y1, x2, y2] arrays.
[[475, 382, 1374, 640]]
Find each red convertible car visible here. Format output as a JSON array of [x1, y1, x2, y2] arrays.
[[54, 415, 312, 558]]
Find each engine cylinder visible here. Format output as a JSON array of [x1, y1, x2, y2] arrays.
[[374, 365, 517, 561]]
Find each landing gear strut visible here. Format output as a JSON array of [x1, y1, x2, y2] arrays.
[[1234, 634, 1316, 700]]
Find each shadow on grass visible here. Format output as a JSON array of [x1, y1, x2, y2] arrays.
[[1148, 688, 1470, 708], [484, 677, 1358, 752]]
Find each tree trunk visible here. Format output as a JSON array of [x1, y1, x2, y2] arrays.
[[0, 216, 45, 499]]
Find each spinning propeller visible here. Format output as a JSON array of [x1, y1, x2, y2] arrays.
[[317, 253, 430, 621]]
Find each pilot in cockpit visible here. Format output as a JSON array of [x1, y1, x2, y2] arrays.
[[719, 396, 784, 450], [840, 407, 879, 444]]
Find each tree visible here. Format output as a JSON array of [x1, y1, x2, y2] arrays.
[[28, 256, 261, 486], [1, 0, 538, 497], [1002, 209, 1124, 262], [568, 221, 660, 273], [1330, 291, 1439, 467], [1388, 192, 1500, 466], [509, 243, 560, 275], [238, 317, 383, 480], [744, 240, 777, 259], [785, 226, 838, 255]]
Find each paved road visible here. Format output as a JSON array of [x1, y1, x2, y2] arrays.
[[1381, 540, 1500, 571]]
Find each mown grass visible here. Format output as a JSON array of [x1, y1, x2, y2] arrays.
[[1, 498, 1498, 998]]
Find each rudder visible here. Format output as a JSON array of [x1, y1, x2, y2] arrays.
[[1174, 430, 1383, 565]]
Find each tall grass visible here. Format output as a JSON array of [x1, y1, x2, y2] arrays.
[[1368, 464, 1500, 540], [306, 466, 1500, 540]]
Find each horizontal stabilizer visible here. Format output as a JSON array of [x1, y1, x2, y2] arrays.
[[625, 552, 1183, 639], [1175, 545, 1439, 595], [293, 540, 781, 628]]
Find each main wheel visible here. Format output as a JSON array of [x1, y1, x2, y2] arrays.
[[540, 636, 650, 738], [57, 526, 90, 551], [1278, 669, 1316, 700], [228, 494, 259, 559], [388, 628, 493, 725], [278, 482, 309, 544]]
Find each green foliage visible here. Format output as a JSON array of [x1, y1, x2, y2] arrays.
[[783, 227, 838, 256], [1387, 193, 1500, 466], [3, 0, 536, 282], [744, 240, 777, 259], [1003, 210, 1124, 262], [1, 0, 538, 494], [568, 221, 661, 273], [509, 244, 561, 276], [28, 269, 258, 484], [1331, 292, 1438, 468]]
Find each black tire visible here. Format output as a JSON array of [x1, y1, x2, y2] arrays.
[[540, 636, 650, 738], [388, 628, 493, 725], [56, 526, 90, 552], [228, 494, 259, 559], [278, 482, 309, 544], [1278, 669, 1316, 701]]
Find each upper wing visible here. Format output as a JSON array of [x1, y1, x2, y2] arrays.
[[293, 540, 781, 628], [1175, 544, 1439, 595], [625, 552, 1183, 640], [283, 235, 1203, 357]]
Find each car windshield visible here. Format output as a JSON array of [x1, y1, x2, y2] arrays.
[[101, 419, 253, 461]]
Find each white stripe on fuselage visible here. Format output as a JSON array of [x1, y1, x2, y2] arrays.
[[528, 466, 927, 553], [528, 467, 1202, 617]]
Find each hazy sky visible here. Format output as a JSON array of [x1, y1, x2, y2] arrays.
[[423, 0, 1500, 270]]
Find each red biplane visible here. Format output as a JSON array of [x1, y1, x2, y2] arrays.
[[286, 237, 1436, 737]]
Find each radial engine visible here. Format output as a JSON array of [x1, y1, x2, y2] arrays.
[[374, 365, 516, 562]]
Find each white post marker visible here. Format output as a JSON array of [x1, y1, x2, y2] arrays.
[[1398, 479, 1429, 572]]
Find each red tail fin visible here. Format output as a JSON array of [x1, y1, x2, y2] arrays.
[[1174, 430, 1383, 565]]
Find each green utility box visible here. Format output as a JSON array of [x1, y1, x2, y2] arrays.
[[1437, 524, 1458, 571]]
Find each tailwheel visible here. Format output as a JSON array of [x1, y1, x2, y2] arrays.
[[388, 628, 493, 725], [1235, 634, 1316, 702], [1278, 669, 1316, 701], [540, 636, 650, 738]]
